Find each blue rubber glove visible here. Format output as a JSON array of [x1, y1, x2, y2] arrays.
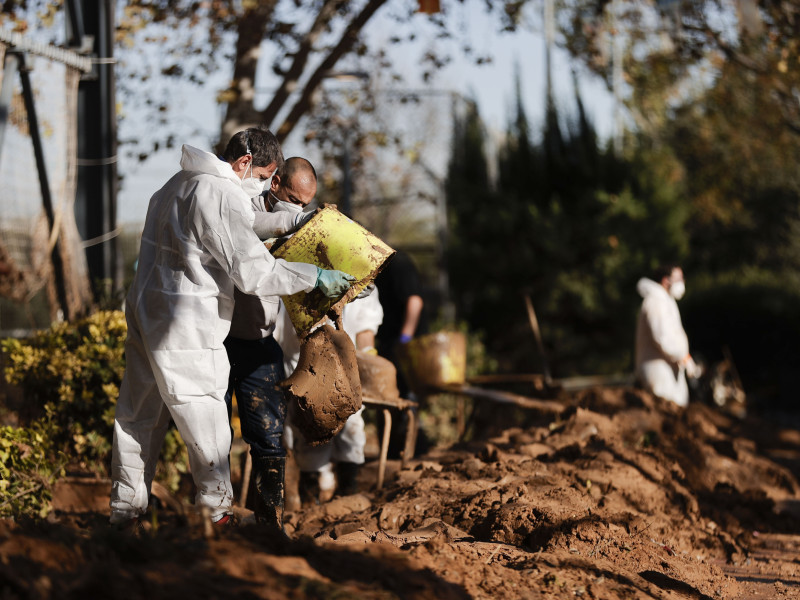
[[315, 267, 356, 299]]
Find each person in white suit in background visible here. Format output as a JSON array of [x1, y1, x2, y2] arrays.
[[635, 264, 702, 407]]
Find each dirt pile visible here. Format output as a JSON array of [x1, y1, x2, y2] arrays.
[[2, 386, 800, 599]]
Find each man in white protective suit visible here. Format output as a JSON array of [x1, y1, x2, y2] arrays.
[[635, 264, 702, 407], [109, 130, 355, 529], [277, 288, 382, 505]]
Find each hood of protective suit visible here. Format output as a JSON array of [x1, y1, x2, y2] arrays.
[[636, 277, 669, 300], [179, 144, 243, 186]]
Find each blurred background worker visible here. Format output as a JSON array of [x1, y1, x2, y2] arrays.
[[110, 130, 353, 530], [374, 249, 428, 456], [278, 289, 383, 505], [635, 264, 702, 407], [224, 156, 354, 532], [374, 249, 428, 395]]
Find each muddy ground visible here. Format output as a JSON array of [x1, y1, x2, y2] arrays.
[[2, 386, 800, 599]]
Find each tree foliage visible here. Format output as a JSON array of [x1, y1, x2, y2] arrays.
[[2, 311, 189, 489], [5, 0, 527, 160], [667, 57, 800, 276], [652, 52, 800, 404], [446, 80, 688, 376], [554, 0, 800, 402], [0, 422, 63, 520], [557, 0, 800, 144]]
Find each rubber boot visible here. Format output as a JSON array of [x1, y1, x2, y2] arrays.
[[253, 455, 286, 535], [298, 471, 320, 506], [335, 462, 361, 496]]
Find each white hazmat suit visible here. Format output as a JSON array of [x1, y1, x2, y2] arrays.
[[634, 277, 690, 407], [110, 145, 320, 523]]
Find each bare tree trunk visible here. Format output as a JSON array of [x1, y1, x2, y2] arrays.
[[218, 0, 387, 147], [217, 1, 279, 149]]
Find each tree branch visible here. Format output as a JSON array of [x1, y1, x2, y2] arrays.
[[275, 0, 388, 143], [259, 0, 343, 129], [681, 22, 766, 73]]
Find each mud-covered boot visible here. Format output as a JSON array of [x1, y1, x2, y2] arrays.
[[298, 470, 321, 506], [253, 455, 286, 536], [335, 461, 361, 496]]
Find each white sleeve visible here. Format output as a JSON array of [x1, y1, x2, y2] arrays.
[[342, 288, 384, 342], [250, 194, 268, 213], [194, 179, 318, 297], [249, 194, 312, 239], [251, 210, 305, 240]]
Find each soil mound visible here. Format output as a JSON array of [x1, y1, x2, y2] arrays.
[[3, 386, 800, 599]]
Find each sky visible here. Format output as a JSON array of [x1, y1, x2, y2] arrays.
[[115, 1, 617, 224]]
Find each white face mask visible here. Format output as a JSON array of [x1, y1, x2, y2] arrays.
[[268, 190, 304, 214], [669, 281, 686, 300], [240, 162, 268, 198]]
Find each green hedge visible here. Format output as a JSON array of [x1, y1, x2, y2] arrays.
[[0, 423, 63, 519], [2, 311, 189, 518]]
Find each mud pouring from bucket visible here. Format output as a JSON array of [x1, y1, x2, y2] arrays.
[[271, 206, 395, 444]]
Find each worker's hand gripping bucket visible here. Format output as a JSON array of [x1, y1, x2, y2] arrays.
[[271, 206, 396, 335], [399, 331, 467, 395]]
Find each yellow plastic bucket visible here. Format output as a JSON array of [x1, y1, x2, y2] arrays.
[[271, 206, 395, 334], [398, 331, 467, 393]]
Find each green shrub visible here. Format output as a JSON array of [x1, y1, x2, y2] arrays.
[[0, 422, 64, 519], [1, 311, 188, 490]]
